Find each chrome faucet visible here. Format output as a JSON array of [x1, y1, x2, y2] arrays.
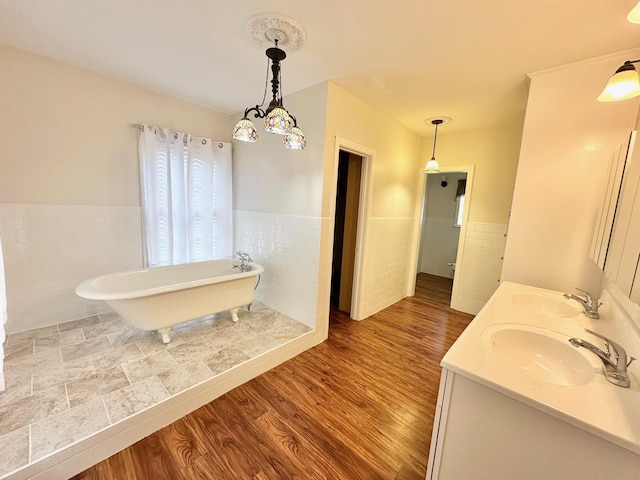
[[234, 251, 253, 272], [563, 288, 601, 319], [569, 329, 635, 388]]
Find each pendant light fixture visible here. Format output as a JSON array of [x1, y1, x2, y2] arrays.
[[233, 14, 307, 149], [425, 118, 449, 174], [598, 60, 640, 102]]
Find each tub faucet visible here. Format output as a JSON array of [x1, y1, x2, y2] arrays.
[[234, 251, 253, 272], [569, 329, 635, 388], [563, 288, 601, 319]]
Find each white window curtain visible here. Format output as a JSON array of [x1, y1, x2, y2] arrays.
[[139, 126, 233, 267]]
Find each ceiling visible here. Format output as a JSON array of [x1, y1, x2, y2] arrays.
[[1, 0, 639, 137]]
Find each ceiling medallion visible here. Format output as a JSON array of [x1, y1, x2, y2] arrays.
[[245, 13, 307, 52]]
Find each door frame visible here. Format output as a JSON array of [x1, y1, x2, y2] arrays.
[[410, 164, 475, 310], [331, 137, 374, 320]]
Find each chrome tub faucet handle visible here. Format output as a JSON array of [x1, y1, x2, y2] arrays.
[[234, 251, 253, 272]]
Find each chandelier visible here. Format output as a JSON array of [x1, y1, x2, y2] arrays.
[[232, 14, 306, 150]]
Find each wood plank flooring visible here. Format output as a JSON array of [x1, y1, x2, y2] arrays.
[[74, 274, 473, 480]]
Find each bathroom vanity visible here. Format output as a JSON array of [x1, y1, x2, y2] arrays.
[[426, 282, 640, 480]]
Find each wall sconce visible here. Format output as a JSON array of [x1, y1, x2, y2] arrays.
[[232, 14, 307, 149], [598, 60, 640, 102]]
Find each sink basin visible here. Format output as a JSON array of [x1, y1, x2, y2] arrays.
[[482, 324, 595, 386], [511, 293, 579, 318]]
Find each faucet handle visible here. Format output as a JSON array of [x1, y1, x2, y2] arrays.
[[585, 329, 626, 360], [576, 288, 603, 314], [235, 251, 253, 262], [574, 287, 593, 303], [628, 357, 637, 368]]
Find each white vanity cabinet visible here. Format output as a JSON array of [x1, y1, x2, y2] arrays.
[[427, 369, 640, 480], [426, 282, 640, 480]]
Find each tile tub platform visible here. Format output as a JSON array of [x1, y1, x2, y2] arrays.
[[0, 303, 316, 479]]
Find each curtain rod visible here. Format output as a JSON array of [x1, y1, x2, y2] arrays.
[[130, 124, 226, 148], [131, 124, 180, 135]]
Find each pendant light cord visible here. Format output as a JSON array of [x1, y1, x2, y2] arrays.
[[431, 122, 439, 159]]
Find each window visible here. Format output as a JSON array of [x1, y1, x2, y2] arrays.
[[454, 178, 466, 227], [455, 194, 465, 227], [138, 126, 232, 266]]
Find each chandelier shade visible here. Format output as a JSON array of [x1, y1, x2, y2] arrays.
[[283, 116, 306, 149], [264, 106, 293, 134], [232, 118, 259, 143]]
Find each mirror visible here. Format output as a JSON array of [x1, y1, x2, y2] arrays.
[[590, 134, 632, 269], [602, 127, 640, 302]]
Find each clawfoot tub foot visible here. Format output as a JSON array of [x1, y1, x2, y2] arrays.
[[158, 327, 172, 344], [230, 307, 240, 323]]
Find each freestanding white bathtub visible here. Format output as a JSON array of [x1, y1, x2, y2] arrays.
[[75, 258, 263, 343]]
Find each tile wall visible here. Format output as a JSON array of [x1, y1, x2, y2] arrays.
[[360, 217, 415, 318], [0, 204, 143, 333], [0, 205, 323, 336], [454, 222, 508, 313], [234, 210, 322, 328]]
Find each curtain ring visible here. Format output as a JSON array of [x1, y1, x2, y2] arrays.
[[218, 143, 224, 148], [202, 139, 207, 145]]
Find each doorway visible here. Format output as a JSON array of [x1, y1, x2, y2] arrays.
[[415, 165, 474, 310], [331, 150, 363, 313]]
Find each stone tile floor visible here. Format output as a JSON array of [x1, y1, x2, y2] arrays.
[[0, 303, 311, 478]]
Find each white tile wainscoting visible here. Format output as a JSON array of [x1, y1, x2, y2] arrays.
[[235, 212, 420, 324], [0, 203, 143, 333], [234, 210, 322, 329], [360, 217, 415, 318], [0, 205, 326, 335], [452, 222, 509, 314]]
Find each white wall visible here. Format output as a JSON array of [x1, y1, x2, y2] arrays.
[[419, 173, 466, 278], [232, 82, 329, 329], [0, 43, 231, 332], [502, 49, 640, 294]]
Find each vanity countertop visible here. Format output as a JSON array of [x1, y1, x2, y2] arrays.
[[442, 281, 640, 455]]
